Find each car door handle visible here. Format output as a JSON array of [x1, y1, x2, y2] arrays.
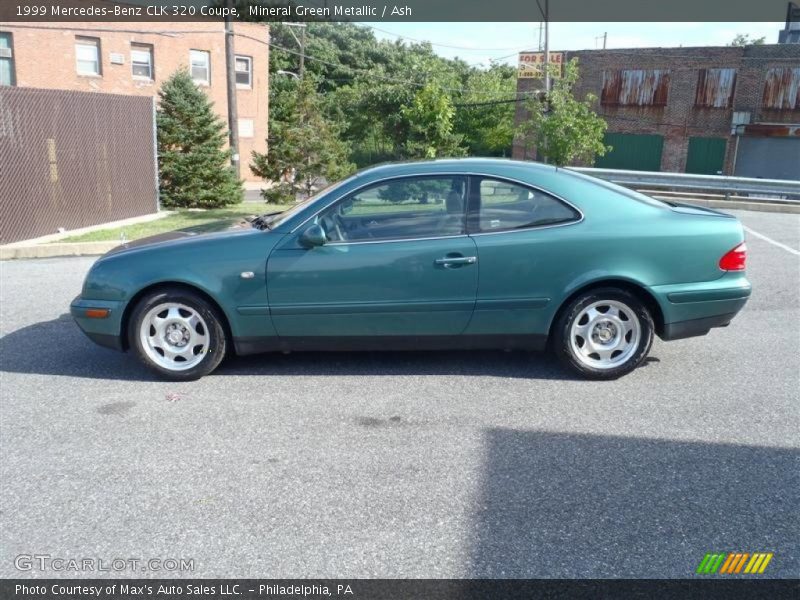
[[435, 255, 478, 267]]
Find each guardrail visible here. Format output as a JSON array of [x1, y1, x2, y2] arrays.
[[569, 167, 800, 205]]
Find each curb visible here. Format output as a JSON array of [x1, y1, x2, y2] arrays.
[[0, 241, 120, 260]]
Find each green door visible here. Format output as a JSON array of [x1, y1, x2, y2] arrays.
[[266, 175, 479, 338], [686, 137, 727, 175], [595, 133, 664, 171]]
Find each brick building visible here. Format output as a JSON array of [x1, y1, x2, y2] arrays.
[[0, 18, 269, 182], [514, 44, 800, 180]]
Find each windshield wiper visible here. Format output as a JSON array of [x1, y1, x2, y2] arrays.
[[247, 211, 283, 230]]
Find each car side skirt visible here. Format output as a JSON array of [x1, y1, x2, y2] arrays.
[[234, 334, 549, 356]]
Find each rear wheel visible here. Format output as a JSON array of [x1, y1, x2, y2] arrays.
[[129, 288, 227, 381], [553, 288, 654, 380]]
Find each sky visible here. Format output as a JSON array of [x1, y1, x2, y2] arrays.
[[367, 22, 786, 67]]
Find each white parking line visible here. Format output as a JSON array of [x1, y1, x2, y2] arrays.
[[744, 226, 800, 257]]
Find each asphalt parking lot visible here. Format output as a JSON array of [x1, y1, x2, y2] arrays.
[[0, 208, 797, 579]]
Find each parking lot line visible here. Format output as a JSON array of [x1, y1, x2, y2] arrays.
[[743, 226, 800, 257]]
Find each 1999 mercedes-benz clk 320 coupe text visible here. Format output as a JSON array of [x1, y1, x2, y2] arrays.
[[71, 159, 751, 381]]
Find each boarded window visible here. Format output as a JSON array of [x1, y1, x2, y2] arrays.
[[601, 69, 670, 106], [695, 68, 736, 108], [237, 118, 254, 138], [762, 68, 800, 110]]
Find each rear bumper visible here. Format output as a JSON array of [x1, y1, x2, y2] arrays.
[[651, 273, 751, 341], [70, 296, 125, 351], [661, 311, 739, 341]]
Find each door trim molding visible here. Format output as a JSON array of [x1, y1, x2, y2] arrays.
[[269, 299, 476, 316]]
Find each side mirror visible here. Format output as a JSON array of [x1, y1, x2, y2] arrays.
[[299, 224, 326, 248]]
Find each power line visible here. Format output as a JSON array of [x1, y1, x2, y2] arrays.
[[523, 47, 800, 62], [5, 22, 530, 99], [9, 22, 797, 63], [358, 23, 533, 52], [244, 33, 539, 97], [455, 97, 534, 108]]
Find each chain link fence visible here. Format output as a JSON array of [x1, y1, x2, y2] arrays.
[[0, 86, 157, 244]]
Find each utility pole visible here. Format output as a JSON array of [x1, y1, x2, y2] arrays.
[[224, 0, 239, 175], [282, 22, 307, 80], [299, 25, 306, 79], [543, 0, 550, 94], [595, 32, 608, 49]]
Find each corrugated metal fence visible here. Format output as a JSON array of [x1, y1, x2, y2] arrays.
[[0, 86, 157, 244]]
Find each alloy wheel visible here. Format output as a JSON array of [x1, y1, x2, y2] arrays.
[[569, 300, 642, 370], [138, 302, 210, 371]]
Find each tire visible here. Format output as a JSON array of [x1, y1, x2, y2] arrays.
[[128, 287, 227, 381], [553, 287, 654, 380]]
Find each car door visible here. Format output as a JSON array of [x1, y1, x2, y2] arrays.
[[464, 175, 584, 339], [266, 175, 479, 339]]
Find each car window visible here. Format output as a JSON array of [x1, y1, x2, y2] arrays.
[[473, 178, 580, 232], [316, 176, 467, 242]]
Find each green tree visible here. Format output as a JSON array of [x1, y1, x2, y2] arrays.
[[454, 64, 517, 156], [516, 59, 609, 167], [247, 19, 523, 165], [729, 34, 766, 46], [400, 82, 467, 159], [251, 77, 355, 203], [156, 69, 243, 208]]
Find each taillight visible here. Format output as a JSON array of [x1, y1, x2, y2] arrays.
[[719, 242, 747, 271]]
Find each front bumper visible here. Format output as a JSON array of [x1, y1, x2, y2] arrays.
[[70, 296, 126, 351], [651, 273, 751, 341]]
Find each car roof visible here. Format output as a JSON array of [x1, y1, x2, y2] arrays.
[[355, 157, 561, 179]]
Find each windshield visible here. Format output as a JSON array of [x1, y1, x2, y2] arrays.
[[261, 177, 356, 230]]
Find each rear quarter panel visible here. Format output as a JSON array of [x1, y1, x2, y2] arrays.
[[467, 165, 746, 336]]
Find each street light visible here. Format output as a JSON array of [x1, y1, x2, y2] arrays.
[[276, 70, 300, 80]]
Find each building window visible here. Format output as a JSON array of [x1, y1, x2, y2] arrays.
[[238, 118, 254, 138], [0, 32, 15, 86], [695, 68, 737, 108], [131, 43, 153, 80], [762, 67, 800, 110], [601, 69, 670, 106], [235, 55, 252, 88], [190, 50, 210, 84], [75, 36, 101, 76]]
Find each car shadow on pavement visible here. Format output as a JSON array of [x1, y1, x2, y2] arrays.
[[216, 349, 578, 380], [0, 315, 589, 381], [0, 314, 154, 381], [469, 428, 799, 578]]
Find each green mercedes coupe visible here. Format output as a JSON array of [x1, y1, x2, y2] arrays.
[[71, 159, 751, 381]]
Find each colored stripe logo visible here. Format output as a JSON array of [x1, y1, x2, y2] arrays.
[[696, 552, 773, 574]]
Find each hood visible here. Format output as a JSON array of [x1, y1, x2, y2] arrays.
[[104, 230, 195, 255], [102, 221, 255, 257]]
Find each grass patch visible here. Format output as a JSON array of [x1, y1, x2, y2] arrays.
[[58, 205, 287, 243]]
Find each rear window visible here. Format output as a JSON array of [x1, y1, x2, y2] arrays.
[[564, 169, 671, 209]]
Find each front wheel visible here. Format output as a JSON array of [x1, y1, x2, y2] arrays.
[[553, 288, 654, 380], [128, 287, 227, 381]]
